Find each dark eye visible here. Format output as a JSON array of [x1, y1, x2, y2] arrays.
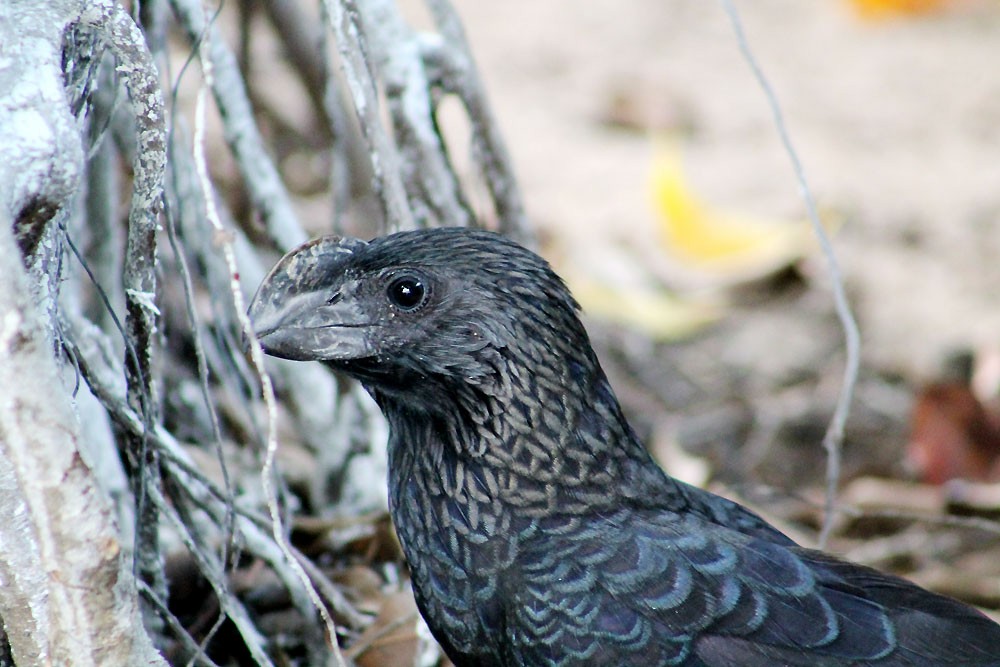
[[387, 275, 426, 311]]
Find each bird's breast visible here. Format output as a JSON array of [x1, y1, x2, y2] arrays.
[[390, 466, 529, 660]]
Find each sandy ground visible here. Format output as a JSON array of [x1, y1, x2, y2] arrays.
[[446, 0, 1000, 379]]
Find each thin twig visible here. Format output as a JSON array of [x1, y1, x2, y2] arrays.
[[422, 0, 532, 244], [190, 18, 346, 665], [355, 0, 474, 228], [64, 311, 370, 639], [152, 480, 275, 667], [138, 580, 224, 667], [169, 0, 307, 252], [85, 0, 168, 597], [259, 0, 332, 136], [322, 0, 414, 231], [162, 102, 241, 573], [162, 142, 241, 658], [344, 610, 420, 661], [718, 0, 862, 548]]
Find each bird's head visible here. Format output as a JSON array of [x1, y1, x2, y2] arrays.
[[248, 228, 592, 413]]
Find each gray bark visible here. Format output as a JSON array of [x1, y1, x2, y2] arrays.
[[0, 1, 166, 664]]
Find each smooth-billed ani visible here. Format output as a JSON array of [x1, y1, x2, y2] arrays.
[[249, 228, 1000, 666]]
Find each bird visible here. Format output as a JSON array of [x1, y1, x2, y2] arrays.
[[248, 227, 1000, 666]]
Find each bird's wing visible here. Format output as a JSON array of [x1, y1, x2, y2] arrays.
[[506, 508, 1000, 666]]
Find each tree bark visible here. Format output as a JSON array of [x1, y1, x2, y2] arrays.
[[0, 1, 166, 664]]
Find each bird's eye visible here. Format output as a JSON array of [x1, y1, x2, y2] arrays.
[[387, 275, 426, 311]]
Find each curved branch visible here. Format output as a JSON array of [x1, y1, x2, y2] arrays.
[[423, 0, 531, 244], [170, 0, 308, 252], [80, 0, 169, 603]]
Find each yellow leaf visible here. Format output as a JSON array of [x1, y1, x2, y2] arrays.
[[848, 0, 951, 19], [649, 139, 816, 285]]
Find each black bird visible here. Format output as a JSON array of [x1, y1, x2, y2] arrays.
[[248, 228, 1000, 666]]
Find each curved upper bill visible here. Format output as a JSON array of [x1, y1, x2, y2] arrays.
[[247, 236, 375, 361]]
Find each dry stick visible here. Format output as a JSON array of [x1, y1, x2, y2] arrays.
[[66, 315, 372, 630], [66, 311, 372, 651], [422, 0, 532, 244], [718, 0, 861, 549], [160, 434, 371, 634], [61, 312, 273, 663], [344, 610, 421, 661], [167, 123, 352, 478], [163, 136, 238, 548], [319, 22, 357, 229], [842, 529, 964, 571], [151, 481, 275, 667], [190, 24, 346, 667], [288, 548, 374, 630], [317, 1, 357, 231], [169, 0, 306, 252], [353, 0, 474, 228], [162, 150, 241, 660], [161, 58, 242, 587], [264, 0, 361, 226], [138, 580, 224, 667], [138, 0, 171, 57], [62, 331, 243, 665], [83, 0, 169, 600], [82, 62, 125, 336], [259, 0, 333, 135], [163, 105, 357, 525], [63, 310, 239, 529], [840, 505, 1000, 538], [173, 479, 380, 632], [323, 0, 415, 231]]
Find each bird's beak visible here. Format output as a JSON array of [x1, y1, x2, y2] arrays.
[[247, 236, 376, 362]]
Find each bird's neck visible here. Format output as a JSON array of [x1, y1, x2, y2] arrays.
[[379, 341, 677, 648], [381, 347, 664, 521]]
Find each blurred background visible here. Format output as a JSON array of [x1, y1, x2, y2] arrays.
[[454, 0, 1000, 372], [439, 0, 1000, 491]]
